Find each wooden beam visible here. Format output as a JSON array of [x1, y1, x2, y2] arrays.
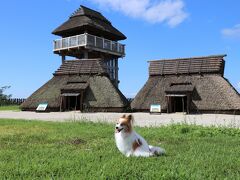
[[84, 51, 88, 59], [80, 91, 83, 112], [182, 97, 184, 113], [75, 96, 77, 111], [60, 96, 63, 112], [166, 96, 169, 113], [61, 55, 66, 64]]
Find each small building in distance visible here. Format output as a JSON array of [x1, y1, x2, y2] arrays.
[[131, 55, 240, 114], [21, 5, 129, 112]]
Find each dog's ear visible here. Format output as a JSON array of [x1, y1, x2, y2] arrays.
[[127, 114, 133, 123], [127, 114, 132, 120], [121, 114, 126, 118]]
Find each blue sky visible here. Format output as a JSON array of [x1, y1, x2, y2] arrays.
[[1, 0, 240, 98]]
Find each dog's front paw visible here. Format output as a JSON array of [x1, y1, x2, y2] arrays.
[[125, 152, 131, 157]]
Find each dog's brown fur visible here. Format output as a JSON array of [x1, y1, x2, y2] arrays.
[[132, 139, 142, 151]]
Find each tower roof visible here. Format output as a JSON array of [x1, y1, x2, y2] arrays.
[[52, 5, 126, 41]]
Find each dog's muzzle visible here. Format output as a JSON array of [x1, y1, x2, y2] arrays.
[[115, 126, 123, 133]]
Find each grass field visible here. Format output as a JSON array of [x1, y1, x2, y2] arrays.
[[0, 119, 240, 179], [0, 105, 20, 111]]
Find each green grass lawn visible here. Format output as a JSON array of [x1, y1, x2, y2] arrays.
[[0, 119, 240, 179], [0, 105, 20, 111]]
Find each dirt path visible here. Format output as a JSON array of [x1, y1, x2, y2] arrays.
[[0, 111, 240, 128]]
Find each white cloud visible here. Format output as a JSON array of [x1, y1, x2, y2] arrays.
[[221, 24, 240, 38], [89, 0, 188, 27]]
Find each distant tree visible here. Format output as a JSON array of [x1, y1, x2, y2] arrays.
[[0, 86, 12, 105]]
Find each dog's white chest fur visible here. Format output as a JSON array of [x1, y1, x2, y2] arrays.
[[115, 132, 133, 156]]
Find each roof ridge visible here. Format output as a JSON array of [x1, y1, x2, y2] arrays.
[[70, 5, 111, 24], [148, 54, 227, 62], [80, 5, 102, 15]]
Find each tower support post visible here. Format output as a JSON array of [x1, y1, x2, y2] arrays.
[[61, 55, 66, 64]]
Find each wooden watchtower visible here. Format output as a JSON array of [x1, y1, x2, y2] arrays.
[[52, 5, 126, 87]]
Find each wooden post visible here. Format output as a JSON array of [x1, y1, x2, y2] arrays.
[[60, 96, 62, 112], [115, 59, 118, 87], [84, 51, 88, 59], [187, 94, 191, 114], [182, 97, 184, 113], [67, 97, 70, 111], [84, 32, 88, 46], [62, 96, 65, 112], [80, 91, 83, 112], [102, 37, 104, 49], [173, 98, 176, 113], [75, 96, 77, 111], [61, 55, 66, 64], [166, 96, 169, 113]]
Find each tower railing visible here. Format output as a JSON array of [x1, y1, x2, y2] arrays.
[[53, 33, 125, 57]]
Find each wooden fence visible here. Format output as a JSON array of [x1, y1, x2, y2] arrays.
[[0, 98, 26, 106]]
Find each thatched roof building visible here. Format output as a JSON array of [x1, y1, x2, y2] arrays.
[[22, 5, 129, 112], [21, 59, 129, 112], [131, 55, 240, 114], [52, 5, 126, 87], [52, 5, 126, 40]]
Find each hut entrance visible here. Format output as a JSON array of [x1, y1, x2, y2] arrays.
[[166, 95, 188, 113], [67, 95, 80, 111], [165, 83, 194, 114], [60, 93, 82, 111], [172, 96, 187, 112], [60, 82, 89, 112]]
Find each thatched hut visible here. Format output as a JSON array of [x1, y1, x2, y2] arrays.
[[131, 55, 240, 114], [21, 59, 129, 112]]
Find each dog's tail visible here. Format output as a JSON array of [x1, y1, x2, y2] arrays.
[[149, 145, 165, 156]]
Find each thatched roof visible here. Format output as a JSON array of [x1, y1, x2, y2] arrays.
[[131, 74, 240, 113], [62, 82, 89, 91], [149, 54, 226, 76], [165, 83, 194, 94], [21, 74, 128, 111], [132, 55, 240, 114], [52, 5, 126, 41], [54, 59, 108, 76]]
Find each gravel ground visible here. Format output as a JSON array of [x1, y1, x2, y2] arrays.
[[0, 111, 240, 128]]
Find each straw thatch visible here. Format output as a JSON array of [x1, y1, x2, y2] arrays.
[[54, 58, 108, 75], [131, 55, 240, 114], [21, 59, 128, 112], [52, 5, 126, 40]]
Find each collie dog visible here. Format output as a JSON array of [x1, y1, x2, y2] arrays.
[[115, 114, 165, 157]]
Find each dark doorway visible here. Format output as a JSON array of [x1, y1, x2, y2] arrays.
[[173, 96, 187, 112], [167, 95, 187, 113], [64, 95, 81, 111]]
